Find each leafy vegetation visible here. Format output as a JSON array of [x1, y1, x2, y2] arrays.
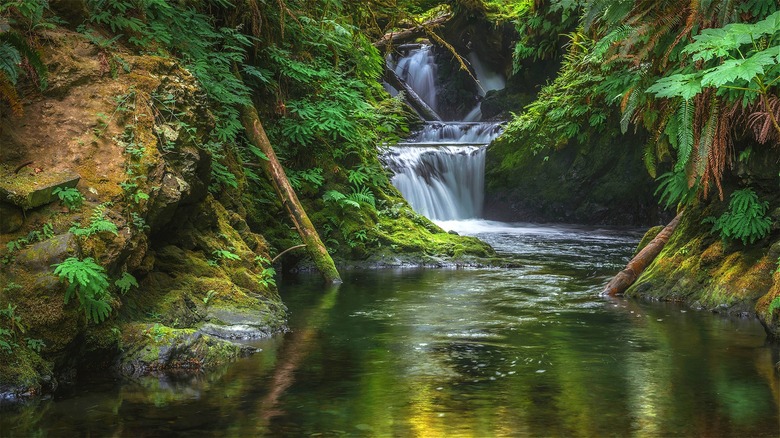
[[705, 188, 771, 245], [52, 257, 113, 324], [69, 203, 118, 238], [53, 187, 85, 211]]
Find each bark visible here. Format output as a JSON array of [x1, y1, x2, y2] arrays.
[[383, 63, 443, 122], [239, 102, 342, 284], [603, 211, 683, 296], [373, 14, 452, 51]]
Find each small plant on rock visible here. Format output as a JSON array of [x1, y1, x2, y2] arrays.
[[52, 257, 112, 324], [53, 187, 85, 211]]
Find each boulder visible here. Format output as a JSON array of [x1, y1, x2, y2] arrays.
[[0, 166, 80, 210]]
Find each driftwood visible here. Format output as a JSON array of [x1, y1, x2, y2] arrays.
[[374, 14, 452, 51], [383, 63, 443, 121], [236, 70, 342, 284], [603, 211, 683, 296]]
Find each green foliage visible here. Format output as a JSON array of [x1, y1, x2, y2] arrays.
[[323, 185, 376, 210], [705, 188, 772, 245], [511, 0, 583, 71], [2, 222, 54, 263], [53, 187, 84, 211], [655, 170, 699, 210], [768, 296, 780, 317], [114, 272, 138, 295], [288, 167, 325, 191], [212, 249, 241, 263], [52, 257, 112, 324], [70, 203, 118, 237], [203, 289, 217, 305], [0, 303, 25, 354], [254, 256, 276, 288]]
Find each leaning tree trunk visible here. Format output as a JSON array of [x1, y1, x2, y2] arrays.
[[383, 63, 443, 121], [603, 211, 683, 296], [239, 101, 342, 284]]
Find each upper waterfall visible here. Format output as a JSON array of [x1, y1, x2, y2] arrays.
[[393, 45, 438, 114]]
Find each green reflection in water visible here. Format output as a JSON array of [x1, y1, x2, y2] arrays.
[[1, 225, 779, 437]]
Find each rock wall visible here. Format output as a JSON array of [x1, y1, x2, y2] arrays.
[[484, 124, 658, 226], [0, 28, 286, 397]]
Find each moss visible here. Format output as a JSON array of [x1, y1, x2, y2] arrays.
[[0, 347, 52, 397], [635, 225, 663, 255], [118, 322, 252, 375], [627, 203, 777, 328]]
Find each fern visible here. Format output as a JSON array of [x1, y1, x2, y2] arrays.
[[70, 203, 118, 237], [53, 187, 84, 211], [707, 188, 772, 245], [52, 257, 112, 324], [114, 272, 138, 295], [346, 185, 376, 208], [674, 99, 694, 172], [655, 170, 698, 209]]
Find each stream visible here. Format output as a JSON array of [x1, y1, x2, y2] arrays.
[[1, 220, 779, 436], [2, 40, 779, 438]]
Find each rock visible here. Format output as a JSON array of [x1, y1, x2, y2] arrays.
[[0, 202, 23, 233], [15, 233, 80, 273], [0, 167, 80, 210], [202, 308, 278, 339]]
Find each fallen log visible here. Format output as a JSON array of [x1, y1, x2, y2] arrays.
[[374, 14, 452, 51], [383, 63, 443, 121], [235, 71, 342, 284], [603, 211, 683, 296]]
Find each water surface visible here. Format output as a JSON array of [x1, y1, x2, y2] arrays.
[[2, 221, 779, 437]]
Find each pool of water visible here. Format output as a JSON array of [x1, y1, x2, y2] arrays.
[[2, 221, 779, 437]]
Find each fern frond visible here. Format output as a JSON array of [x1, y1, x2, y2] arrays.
[[675, 99, 694, 172], [643, 142, 657, 178]]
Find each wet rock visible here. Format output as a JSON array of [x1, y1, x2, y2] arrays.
[[202, 308, 278, 340], [0, 201, 23, 233], [147, 172, 190, 230], [119, 324, 256, 376]]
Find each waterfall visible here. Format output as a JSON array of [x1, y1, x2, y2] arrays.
[[383, 46, 506, 222], [393, 46, 438, 113], [384, 123, 502, 221]]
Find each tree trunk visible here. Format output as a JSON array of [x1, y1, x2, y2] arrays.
[[239, 103, 342, 284], [603, 211, 683, 296], [373, 14, 452, 51], [383, 63, 443, 122]]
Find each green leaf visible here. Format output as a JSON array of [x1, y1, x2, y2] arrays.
[[701, 49, 779, 88], [647, 73, 703, 100]]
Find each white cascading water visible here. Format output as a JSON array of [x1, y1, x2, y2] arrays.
[[384, 46, 505, 221], [384, 123, 502, 220], [393, 46, 438, 113]]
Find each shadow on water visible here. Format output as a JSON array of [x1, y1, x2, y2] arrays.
[[1, 222, 779, 437]]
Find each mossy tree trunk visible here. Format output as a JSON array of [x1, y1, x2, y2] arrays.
[[238, 101, 342, 284], [603, 211, 683, 296]]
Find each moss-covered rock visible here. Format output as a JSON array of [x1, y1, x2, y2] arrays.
[[485, 124, 657, 225], [118, 323, 255, 376], [626, 201, 780, 340], [0, 27, 287, 395]]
